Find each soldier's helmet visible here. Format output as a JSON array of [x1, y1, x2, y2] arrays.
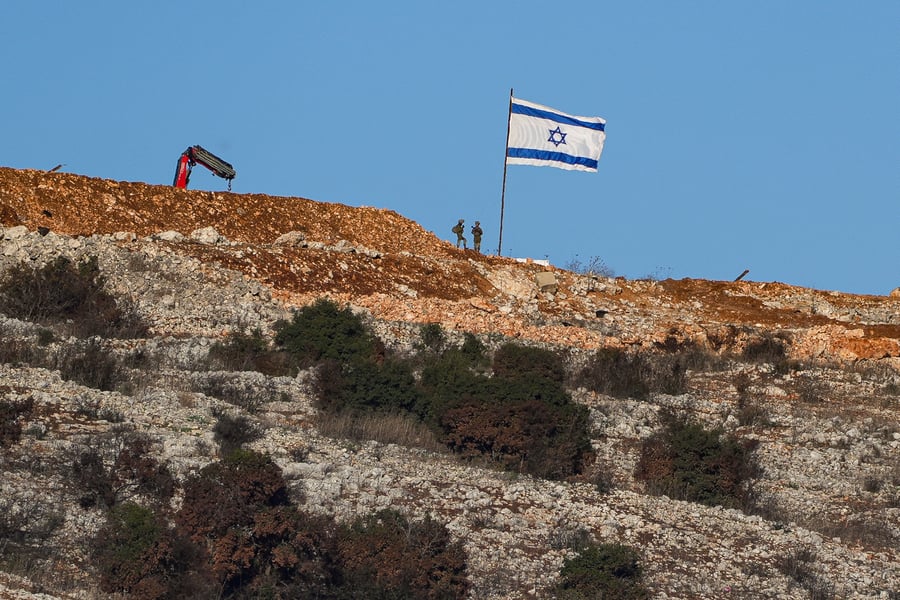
[[475, 221, 480, 225], [458, 219, 464, 223]]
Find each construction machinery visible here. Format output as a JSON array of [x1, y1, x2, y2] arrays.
[[172, 145, 236, 190]]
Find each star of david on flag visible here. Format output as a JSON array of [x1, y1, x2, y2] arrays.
[[506, 96, 606, 172]]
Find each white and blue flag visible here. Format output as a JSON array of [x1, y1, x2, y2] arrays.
[[506, 97, 606, 172]]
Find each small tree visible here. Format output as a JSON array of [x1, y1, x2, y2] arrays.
[[274, 298, 380, 366]]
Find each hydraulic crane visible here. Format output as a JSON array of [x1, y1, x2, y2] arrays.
[[172, 145, 236, 190]]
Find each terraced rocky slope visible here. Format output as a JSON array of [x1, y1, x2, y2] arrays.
[[0, 167, 898, 598]]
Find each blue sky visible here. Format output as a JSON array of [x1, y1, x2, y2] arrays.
[[3, 2, 898, 295]]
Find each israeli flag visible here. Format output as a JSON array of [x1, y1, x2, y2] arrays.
[[507, 97, 606, 172]]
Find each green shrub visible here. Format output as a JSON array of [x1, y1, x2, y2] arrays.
[[634, 414, 759, 509], [419, 322, 446, 352], [274, 298, 380, 366], [0, 255, 148, 338], [556, 542, 648, 599], [492, 343, 566, 383], [314, 356, 422, 417], [296, 305, 590, 481], [460, 332, 489, 367]]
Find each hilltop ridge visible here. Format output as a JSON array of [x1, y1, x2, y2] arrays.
[[1, 166, 898, 365]]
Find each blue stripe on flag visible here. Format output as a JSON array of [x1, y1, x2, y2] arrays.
[[511, 102, 605, 132], [507, 147, 599, 170]]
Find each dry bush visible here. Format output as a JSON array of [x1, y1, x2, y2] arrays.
[[337, 509, 470, 600], [741, 331, 793, 374], [315, 411, 445, 453], [55, 338, 122, 391], [733, 373, 772, 427], [775, 547, 835, 599], [206, 328, 294, 376], [0, 493, 64, 575], [193, 372, 277, 413], [0, 255, 148, 338], [574, 347, 690, 400], [0, 335, 41, 366], [794, 375, 828, 404], [69, 426, 175, 509]]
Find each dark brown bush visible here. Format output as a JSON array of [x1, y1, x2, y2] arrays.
[[94, 503, 210, 599], [439, 397, 592, 480], [337, 509, 470, 600]]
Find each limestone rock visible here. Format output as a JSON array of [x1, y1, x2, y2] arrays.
[[190, 226, 227, 244]]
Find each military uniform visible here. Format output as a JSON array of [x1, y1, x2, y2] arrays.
[[452, 219, 467, 249], [471, 221, 483, 252]]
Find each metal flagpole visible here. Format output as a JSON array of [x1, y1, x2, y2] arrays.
[[497, 88, 513, 256]]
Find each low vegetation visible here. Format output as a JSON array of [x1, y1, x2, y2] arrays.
[[289, 303, 594, 480], [555, 542, 648, 599], [92, 449, 471, 599], [0, 255, 148, 338], [1, 282, 896, 597], [634, 413, 760, 509]]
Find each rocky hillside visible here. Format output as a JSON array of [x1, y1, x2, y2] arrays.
[[0, 167, 898, 598]]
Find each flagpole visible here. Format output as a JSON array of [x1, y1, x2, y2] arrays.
[[497, 88, 513, 256]]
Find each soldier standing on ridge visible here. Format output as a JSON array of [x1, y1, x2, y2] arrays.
[[471, 221, 483, 252], [452, 218, 467, 249]]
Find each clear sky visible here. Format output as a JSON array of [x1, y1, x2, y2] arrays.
[[3, 2, 898, 295]]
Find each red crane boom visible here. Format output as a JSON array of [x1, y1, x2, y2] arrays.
[[173, 145, 236, 190]]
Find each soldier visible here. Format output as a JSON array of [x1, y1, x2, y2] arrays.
[[471, 221, 483, 252], [452, 218, 467, 249]]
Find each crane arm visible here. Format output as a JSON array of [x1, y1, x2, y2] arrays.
[[173, 145, 236, 189]]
